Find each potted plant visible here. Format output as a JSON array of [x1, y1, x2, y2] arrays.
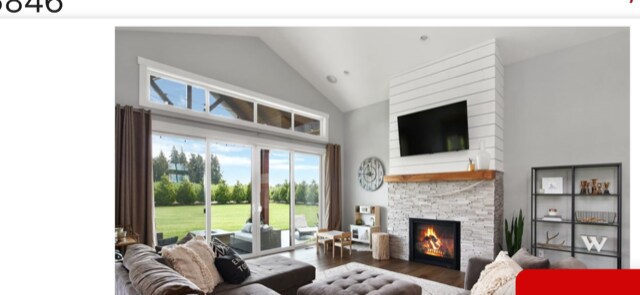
[[505, 209, 524, 256]]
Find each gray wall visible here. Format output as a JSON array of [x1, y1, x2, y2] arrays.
[[504, 31, 630, 267], [115, 30, 345, 147], [343, 101, 389, 232]]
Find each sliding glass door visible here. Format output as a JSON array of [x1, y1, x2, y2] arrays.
[[152, 133, 206, 244], [152, 129, 323, 256]]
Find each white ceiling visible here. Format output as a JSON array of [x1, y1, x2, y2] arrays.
[[121, 27, 626, 112]]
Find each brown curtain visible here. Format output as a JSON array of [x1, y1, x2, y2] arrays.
[[324, 144, 342, 230], [115, 104, 154, 246]]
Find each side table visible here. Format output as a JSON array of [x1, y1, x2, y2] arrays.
[[372, 232, 389, 260]]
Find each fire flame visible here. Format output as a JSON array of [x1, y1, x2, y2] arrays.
[[421, 226, 444, 257]]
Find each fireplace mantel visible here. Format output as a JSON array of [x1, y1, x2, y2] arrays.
[[384, 170, 496, 183]]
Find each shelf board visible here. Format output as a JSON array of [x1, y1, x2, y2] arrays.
[[533, 194, 572, 197], [575, 222, 619, 227], [575, 194, 619, 197], [533, 219, 572, 224], [384, 170, 496, 183], [574, 248, 618, 258]]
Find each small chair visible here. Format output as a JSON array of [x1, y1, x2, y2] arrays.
[[333, 232, 352, 258], [317, 228, 333, 254]]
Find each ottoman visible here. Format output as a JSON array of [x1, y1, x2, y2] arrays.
[[216, 283, 279, 295], [297, 269, 421, 295]]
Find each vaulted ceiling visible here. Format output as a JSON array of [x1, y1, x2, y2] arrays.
[[123, 27, 626, 112]]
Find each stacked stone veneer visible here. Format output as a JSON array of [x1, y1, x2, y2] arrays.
[[388, 172, 503, 271]]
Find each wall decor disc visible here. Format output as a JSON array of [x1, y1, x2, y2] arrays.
[[358, 157, 385, 191]]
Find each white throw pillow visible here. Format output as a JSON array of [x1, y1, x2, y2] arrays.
[[471, 251, 522, 295], [162, 243, 217, 293], [185, 237, 224, 287]]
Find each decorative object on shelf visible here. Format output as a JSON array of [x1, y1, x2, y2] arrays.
[[542, 208, 562, 221], [596, 182, 603, 195], [467, 158, 475, 172], [358, 157, 385, 191], [505, 209, 524, 256], [475, 140, 490, 170], [579, 180, 589, 194], [575, 211, 617, 224], [542, 177, 563, 194], [603, 181, 611, 195], [547, 208, 558, 216], [355, 218, 364, 225], [544, 231, 565, 248], [590, 178, 598, 195], [581, 235, 608, 252]]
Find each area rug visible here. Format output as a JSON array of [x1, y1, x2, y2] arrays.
[[315, 262, 466, 295]]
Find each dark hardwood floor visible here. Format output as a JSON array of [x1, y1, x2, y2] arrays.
[[273, 244, 465, 288]]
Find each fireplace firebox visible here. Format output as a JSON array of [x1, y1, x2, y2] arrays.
[[409, 218, 461, 270]]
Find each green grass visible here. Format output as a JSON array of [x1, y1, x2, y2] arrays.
[[155, 203, 318, 239]]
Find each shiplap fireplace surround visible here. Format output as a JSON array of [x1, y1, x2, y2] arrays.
[[386, 40, 504, 271]]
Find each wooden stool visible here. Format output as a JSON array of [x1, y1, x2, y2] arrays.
[[372, 232, 389, 260]]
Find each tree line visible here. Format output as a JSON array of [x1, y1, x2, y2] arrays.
[[152, 146, 319, 206]]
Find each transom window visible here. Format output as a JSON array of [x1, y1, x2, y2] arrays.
[[139, 57, 328, 142]]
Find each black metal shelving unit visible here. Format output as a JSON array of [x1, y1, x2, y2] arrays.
[[531, 163, 621, 269]]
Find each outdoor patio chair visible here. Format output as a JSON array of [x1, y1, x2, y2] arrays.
[[294, 214, 318, 239]]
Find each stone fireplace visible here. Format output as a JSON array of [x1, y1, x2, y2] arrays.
[[410, 218, 461, 270], [387, 172, 503, 271]]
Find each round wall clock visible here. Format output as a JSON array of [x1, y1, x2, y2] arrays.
[[358, 157, 385, 191]]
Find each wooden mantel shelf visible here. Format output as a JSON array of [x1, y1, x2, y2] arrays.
[[384, 170, 496, 183]]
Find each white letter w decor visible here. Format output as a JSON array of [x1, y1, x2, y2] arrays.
[[581, 235, 608, 253]]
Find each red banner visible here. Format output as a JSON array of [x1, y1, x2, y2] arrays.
[[517, 269, 640, 294]]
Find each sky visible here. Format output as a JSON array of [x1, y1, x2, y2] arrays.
[[152, 133, 320, 185]]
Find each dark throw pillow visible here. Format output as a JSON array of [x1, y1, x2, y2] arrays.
[[214, 254, 251, 284], [511, 248, 550, 269], [210, 237, 238, 257]]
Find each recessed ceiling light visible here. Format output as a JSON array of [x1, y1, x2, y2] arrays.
[[420, 35, 429, 41], [326, 75, 338, 83]]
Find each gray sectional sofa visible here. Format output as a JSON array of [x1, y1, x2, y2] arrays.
[[115, 244, 315, 295]]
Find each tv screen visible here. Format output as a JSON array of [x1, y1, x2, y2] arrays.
[[398, 101, 469, 157]]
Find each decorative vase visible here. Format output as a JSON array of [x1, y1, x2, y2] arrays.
[[475, 141, 491, 170]]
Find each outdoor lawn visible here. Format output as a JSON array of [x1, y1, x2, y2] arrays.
[[155, 203, 319, 239]]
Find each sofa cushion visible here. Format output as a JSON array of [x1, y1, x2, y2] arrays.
[[128, 257, 203, 295], [470, 251, 522, 295], [211, 255, 315, 294], [185, 237, 224, 287], [162, 245, 218, 293], [215, 254, 251, 284], [551, 257, 588, 269], [123, 244, 159, 270], [511, 248, 550, 269], [214, 283, 278, 295]]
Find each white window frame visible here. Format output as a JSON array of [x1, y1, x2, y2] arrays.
[[139, 57, 329, 143]]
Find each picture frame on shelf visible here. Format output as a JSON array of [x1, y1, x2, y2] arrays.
[[542, 177, 563, 194]]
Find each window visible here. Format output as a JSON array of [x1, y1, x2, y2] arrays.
[[139, 57, 328, 142]]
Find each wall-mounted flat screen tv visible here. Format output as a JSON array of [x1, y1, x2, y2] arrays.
[[398, 101, 469, 157]]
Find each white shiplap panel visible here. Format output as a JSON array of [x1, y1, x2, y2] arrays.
[[390, 79, 496, 115], [390, 148, 497, 167], [390, 55, 497, 96], [390, 67, 496, 104], [388, 40, 503, 174], [390, 41, 496, 86]]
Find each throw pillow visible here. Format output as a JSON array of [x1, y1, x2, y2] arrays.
[[551, 257, 588, 269], [185, 237, 224, 287], [128, 258, 203, 295], [471, 251, 522, 295], [511, 248, 550, 269], [241, 223, 252, 233], [162, 245, 217, 293], [210, 237, 238, 257], [214, 254, 251, 284]]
